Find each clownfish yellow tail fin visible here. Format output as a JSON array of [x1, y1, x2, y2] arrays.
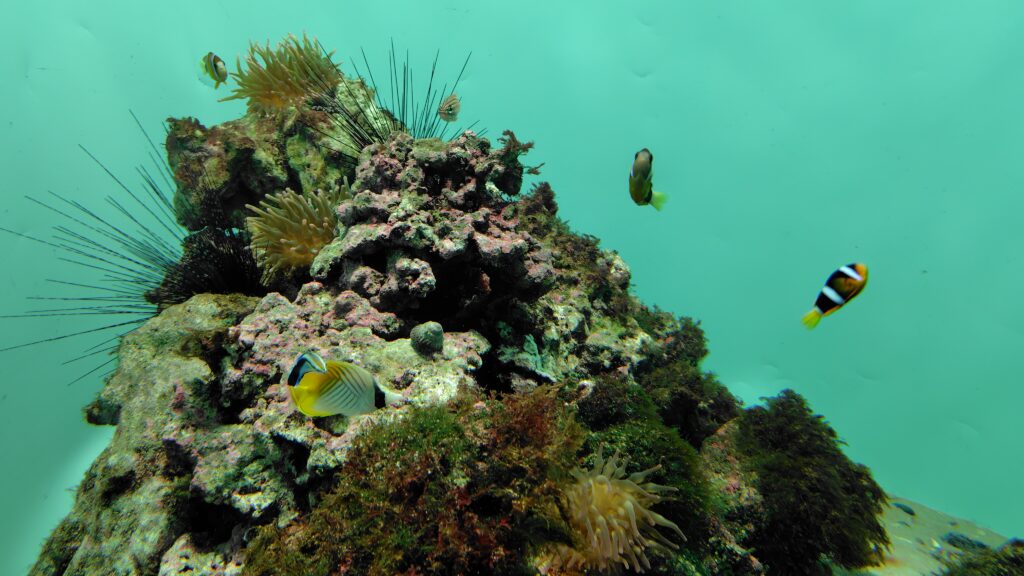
[[802, 308, 822, 329], [650, 191, 668, 211]]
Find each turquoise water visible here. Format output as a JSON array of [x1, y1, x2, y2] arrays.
[[2, 1, 1023, 573]]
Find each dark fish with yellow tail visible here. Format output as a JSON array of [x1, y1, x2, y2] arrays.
[[802, 263, 869, 329], [286, 352, 404, 417], [199, 51, 228, 89], [629, 148, 668, 211]]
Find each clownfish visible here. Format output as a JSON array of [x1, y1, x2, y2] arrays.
[[286, 351, 404, 417], [437, 93, 461, 122], [199, 51, 228, 89], [628, 148, 668, 211], [802, 263, 869, 329]]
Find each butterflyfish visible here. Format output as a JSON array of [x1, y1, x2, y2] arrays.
[[199, 51, 228, 89], [438, 93, 461, 122], [802, 263, 868, 329], [286, 351, 404, 417], [628, 148, 668, 211]]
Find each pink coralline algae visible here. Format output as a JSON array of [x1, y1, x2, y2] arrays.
[[312, 132, 556, 319], [220, 279, 490, 478]]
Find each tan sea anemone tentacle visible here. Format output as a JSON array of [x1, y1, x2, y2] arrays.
[[245, 187, 343, 281], [221, 32, 343, 114], [539, 446, 686, 573]]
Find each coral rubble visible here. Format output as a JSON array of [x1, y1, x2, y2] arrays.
[[32, 35, 899, 576]]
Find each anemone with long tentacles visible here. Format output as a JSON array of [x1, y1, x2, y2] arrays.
[[221, 33, 343, 115], [245, 186, 345, 282]]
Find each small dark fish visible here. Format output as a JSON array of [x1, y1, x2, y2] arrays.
[[438, 93, 461, 122], [199, 51, 228, 89], [942, 531, 989, 553], [628, 148, 668, 211], [892, 502, 916, 516]]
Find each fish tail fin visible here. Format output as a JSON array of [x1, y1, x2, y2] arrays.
[[802, 308, 822, 329], [650, 191, 668, 211]]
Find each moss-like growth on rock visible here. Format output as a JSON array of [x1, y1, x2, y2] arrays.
[[938, 539, 1024, 575], [736, 389, 889, 575], [576, 374, 659, 430], [243, 387, 583, 576], [636, 318, 741, 448]]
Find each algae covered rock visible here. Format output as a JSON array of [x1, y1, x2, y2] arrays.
[[727, 389, 890, 575], [409, 321, 444, 355], [938, 538, 1024, 575], [33, 294, 258, 576]]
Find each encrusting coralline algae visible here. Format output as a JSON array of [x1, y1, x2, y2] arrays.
[[31, 36, 891, 576]]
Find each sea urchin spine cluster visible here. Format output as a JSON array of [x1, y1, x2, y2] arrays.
[[541, 448, 685, 574]]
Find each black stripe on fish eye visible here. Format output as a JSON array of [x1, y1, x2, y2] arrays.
[[287, 358, 307, 387], [374, 381, 386, 409]]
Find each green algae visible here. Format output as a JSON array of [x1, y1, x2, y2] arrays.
[[243, 387, 583, 576], [587, 418, 713, 544], [938, 539, 1024, 575], [736, 389, 889, 575]]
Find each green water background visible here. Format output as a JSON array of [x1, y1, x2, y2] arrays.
[[2, 1, 1022, 572]]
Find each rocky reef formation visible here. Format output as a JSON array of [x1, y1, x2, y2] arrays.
[[32, 59, 892, 575]]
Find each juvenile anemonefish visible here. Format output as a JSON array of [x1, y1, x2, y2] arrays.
[[437, 93, 461, 122], [286, 351, 404, 417], [628, 148, 668, 211], [199, 52, 228, 89], [802, 263, 869, 329]]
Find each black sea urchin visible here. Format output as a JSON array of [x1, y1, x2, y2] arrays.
[[0, 112, 264, 383], [307, 41, 481, 160]]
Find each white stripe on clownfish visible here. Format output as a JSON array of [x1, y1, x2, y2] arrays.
[[821, 285, 846, 305], [838, 265, 862, 281]]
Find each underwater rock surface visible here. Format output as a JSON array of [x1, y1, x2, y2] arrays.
[[35, 110, 898, 576]]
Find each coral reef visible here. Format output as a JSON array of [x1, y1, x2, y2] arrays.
[[32, 294, 259, 576], [243, 387, 581, 576], [31, 36, 903, 576]]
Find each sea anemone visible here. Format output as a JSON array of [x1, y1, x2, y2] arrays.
[[539, 448, 685, 574], [245, 187, 343, 280], [221, 33, 343, 114]]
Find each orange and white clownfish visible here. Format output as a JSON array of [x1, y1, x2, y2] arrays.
[[801, 263, 868, 329], [286, 351, 405, 417], [199, 51, 228, 89], [628, 148, 668, 211]]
